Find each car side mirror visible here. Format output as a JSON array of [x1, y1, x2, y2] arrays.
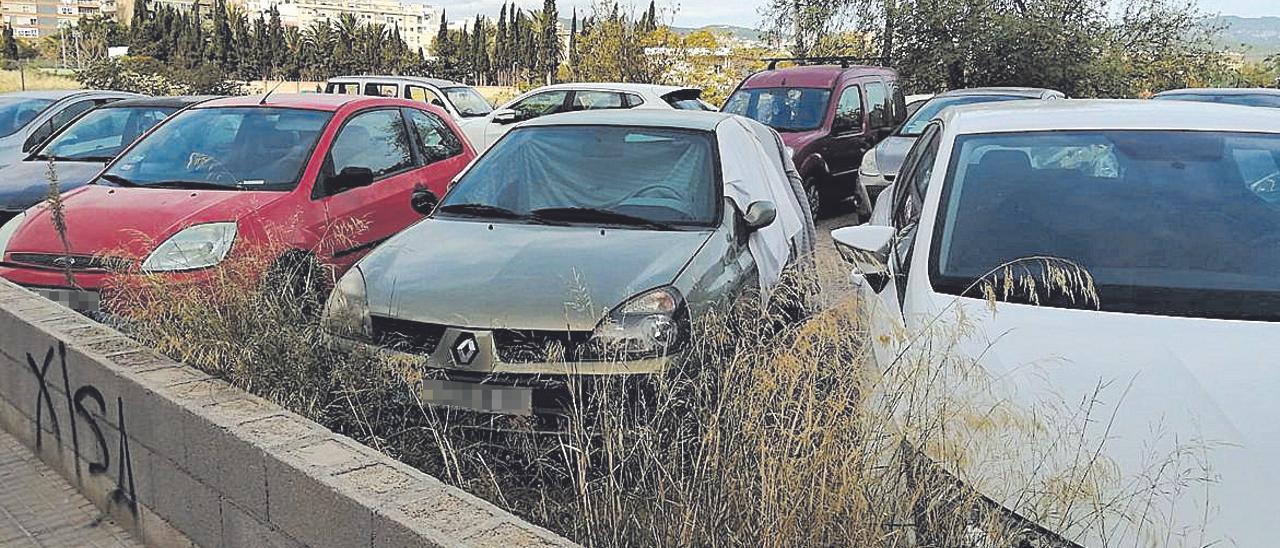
[[832, 225, 895, 292], [743, 200, 777, 231], [411, 186, 439, 215], [327, 166, 374, 194], [492, 109, 518, 124]]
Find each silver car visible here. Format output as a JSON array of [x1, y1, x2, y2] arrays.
[[0, 90, 142, 173], [324, 110, 815, 420]]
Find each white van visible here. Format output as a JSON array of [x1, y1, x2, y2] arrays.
[[323, 76, 493, 123]]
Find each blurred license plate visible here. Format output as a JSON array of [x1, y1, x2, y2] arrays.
[[419, 379, 533, 416], [31, 288, 100, 313]]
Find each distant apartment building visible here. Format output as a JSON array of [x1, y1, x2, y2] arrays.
[[1, 0, 116, 38], [241, 0, 438, 53]]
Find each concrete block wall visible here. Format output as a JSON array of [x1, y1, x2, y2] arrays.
[[0, 279, 578, 548]]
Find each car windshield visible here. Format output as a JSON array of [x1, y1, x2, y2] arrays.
[[898, 95, 1029, 136], [440, 125, 718, 227], [932, 130, 1280, 321], [1154, 93, 1280, 108], [0, 97, 55, 138], [101, 107, 331, 191], [723, 87, 831, 131], [444, 87, 493, 117], [34, 106, 178, 162]]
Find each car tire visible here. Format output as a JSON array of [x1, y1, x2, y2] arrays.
[[803, 176, 824, 219]]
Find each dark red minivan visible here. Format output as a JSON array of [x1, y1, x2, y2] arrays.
[[723, 57, 905, 218], [0, 94, 475, 313]]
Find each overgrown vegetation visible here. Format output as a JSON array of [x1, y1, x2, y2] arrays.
[[763, 0, 1234, 96], [81, 234, 1215, 546]]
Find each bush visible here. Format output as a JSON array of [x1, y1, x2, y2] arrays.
[[75, 56, 242, 96]]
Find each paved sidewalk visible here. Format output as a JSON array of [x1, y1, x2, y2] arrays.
[[0, 429, 142, 547]]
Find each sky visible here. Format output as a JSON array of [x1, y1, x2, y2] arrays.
[[435, 0, 1278, 29]]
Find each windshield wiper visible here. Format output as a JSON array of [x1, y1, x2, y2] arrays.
[[97, 173, 139, 187], [530, 207, 674, 229], [145, 180, 240, 191], [436, 203, 527, 220]]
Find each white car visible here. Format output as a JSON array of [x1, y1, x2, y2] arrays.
[[323, 75, 494, 123], [833, 99, 1280, 547], [458, 83, 711, 151]]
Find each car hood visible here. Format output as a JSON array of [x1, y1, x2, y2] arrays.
[[918, 297, 1280, 547], [6, 184, 287, 259], [777, 129, 823, 155], [871, 136, 917, 177], [360, 219, 714, 331], [0, 160, 103, 211]]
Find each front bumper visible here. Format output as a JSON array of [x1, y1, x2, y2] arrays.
[[858, 170, 894, 196], [338, 325, 673, 419]]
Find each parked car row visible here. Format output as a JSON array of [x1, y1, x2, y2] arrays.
[[1, 66, 1277, 546]]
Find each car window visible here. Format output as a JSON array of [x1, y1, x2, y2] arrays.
[[723, 87, 832, 132], [865, 81, 890, 130], [329, 109, 414, 183], [892, 123, 942, 230], [0, 97, 54, 138], [404, 108, 463, 165], [510, 91, 569, 122], [898, 95, 1029, 137], [443, 87, 493, 117], [833, 85, 864, 134], [105, 107, 331, 191], [364, 83, 398, 98], [625, 93, 646, 108], [24, 99, 98, 151], [327, 82, 360, 95], [571, 91, 625, 111], [406, 86, 445, 107], [37, 106, 175, 162], [931, 130, 1280, 320], [441, 126, 718, 227]]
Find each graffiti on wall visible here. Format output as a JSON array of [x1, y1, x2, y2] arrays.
[[27, 341, 138, 512]]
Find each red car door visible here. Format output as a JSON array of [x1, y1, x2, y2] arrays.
[[313, 107, 425, 268]]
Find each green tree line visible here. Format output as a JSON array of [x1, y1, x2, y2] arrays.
[[763, 0, 1242, 97]]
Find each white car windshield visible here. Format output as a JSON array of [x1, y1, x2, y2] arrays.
[[932, 130, 1280, 321], [897, 95, 1028, 136], [439, 126, 719, 228], [444, 87, 493, 117]]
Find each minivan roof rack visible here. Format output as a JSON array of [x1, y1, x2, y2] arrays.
[[764, 56, 889, 70]]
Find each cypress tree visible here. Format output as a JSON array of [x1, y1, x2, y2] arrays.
[[540, 0, 559, 83], [494, 4, 507, 85], [568, 9, 578, 77], [0, 24, 17, 60]]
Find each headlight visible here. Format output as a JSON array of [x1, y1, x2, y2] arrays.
[[323, 267, 371, 340], [0, 211, 27, 259], [860, 149, 880, 177], [587, 286, 689, 360], [140, 222, 237, 272]]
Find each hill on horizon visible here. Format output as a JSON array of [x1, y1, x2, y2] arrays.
[[1204, 15, 1280, 61]]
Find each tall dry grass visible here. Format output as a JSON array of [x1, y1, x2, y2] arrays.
[[0, 68, 81, 92], [84, 234, 1215, 547]]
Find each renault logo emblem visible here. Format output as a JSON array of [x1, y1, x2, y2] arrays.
[[451, 333, 479, 365]]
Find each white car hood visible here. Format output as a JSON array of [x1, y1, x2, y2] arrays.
[[915, 296, 1278, 547]]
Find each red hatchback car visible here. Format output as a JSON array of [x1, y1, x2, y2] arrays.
[[0, 94, 475, 312]]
